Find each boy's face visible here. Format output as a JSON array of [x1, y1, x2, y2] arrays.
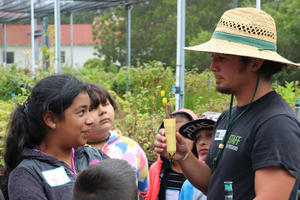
[[195, 129, 213, 160], [88, 100, 115, 142]]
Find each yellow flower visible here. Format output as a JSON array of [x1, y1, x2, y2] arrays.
[[160, 90, 165, 97], [162, 97, 167, 105]]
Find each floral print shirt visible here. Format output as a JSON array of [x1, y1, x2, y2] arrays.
[[102, 130, 149, 196]]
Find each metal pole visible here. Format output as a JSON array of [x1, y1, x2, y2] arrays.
[[126, 3, 131, 93], [179, 0, 186, 109], [42, 16, 49, 71], [234, 0, 238, 8], [256, 0, 261, 9], [3, 24, 6, 67], [34, 18, 39, 64], [176, 0, 185, 110], [70, 13, 74, 68], [54, 0, 61, 73], [31, 0, 36, 73]]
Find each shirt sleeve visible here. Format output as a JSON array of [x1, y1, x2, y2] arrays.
[[8, 167, 48, 200], [252, 114, 300, 178], [137, 144, 149, 197]]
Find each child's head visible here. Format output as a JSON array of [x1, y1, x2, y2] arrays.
[[179, 112, 221, 160], [86, 83, 117, 143], [5, 74, 89, 174], [73, 159, 138, 200]]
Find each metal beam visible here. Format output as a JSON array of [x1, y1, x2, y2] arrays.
[[175, 0, 186, 110], [234, 0, 238, 8], [126, 3, 132, 92], [256, 0, 261, 9], [70, 13, 74, 68], [31, 0, 36, 73], [54, 0, 61, 73], [2, 24, 6, 67]]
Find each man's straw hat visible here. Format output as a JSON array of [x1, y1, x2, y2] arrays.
[[185, 7, 300, 67]]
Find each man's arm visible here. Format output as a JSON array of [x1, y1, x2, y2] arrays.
[[177, 148, 212, 194], [254, 166, 295, 200]]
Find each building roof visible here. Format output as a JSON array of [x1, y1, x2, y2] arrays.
[[0, 24, 95, 45]]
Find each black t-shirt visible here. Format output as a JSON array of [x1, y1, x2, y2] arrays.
[[205, 91, 300, 199]]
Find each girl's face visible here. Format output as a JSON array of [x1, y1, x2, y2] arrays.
[[195, 129, 213, 160], [175, 116, 194, 150], [54, 92, 94, 147], [88, 99, 115, 142]]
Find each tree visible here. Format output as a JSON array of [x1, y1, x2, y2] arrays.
[[92, 0, 300, 77], [92, 0, 233, 69]]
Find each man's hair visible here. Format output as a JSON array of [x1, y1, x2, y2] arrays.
[[73, 159, 138, 200], [240, 56, 284, 81]]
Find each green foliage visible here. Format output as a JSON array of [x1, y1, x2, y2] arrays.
[[275, 81, 298, 107], [92, 0, 234, 68], [0, 62, 299, 163], [0, 67, 42, 100], [185, 30, 212, 71], [83, 58, 118, 73]]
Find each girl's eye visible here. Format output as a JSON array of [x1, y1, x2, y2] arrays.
[[78, 110, 85, 115]]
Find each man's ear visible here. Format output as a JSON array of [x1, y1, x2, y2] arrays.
[[43, 111, 57, 129], [250, 58, 264, 73]]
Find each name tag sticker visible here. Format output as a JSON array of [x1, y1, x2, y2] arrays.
[[215, 129, 226, 141], [42, 166, 71, 187]]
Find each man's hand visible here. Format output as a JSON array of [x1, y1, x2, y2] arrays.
[[154, 129, 190, 160]]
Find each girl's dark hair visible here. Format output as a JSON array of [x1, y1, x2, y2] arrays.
[[3, 74, 86, 197], [85, 83, 117, 111], [240, 56, 284, 81]]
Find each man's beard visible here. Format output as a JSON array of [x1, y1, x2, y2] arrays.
[[216, 86, 233, 94]]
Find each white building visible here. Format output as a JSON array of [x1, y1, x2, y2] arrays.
[[0, 24, 98, 69]]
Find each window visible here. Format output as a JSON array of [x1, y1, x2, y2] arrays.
[[6, 52, 14, 64], [61, 51, 65, 63]]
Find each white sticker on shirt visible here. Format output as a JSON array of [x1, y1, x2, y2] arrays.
[[165, 189, 180, 200], [42, 166, 71, 187], [215, 129, 226, 141]]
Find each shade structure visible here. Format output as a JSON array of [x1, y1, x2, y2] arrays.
[[0, 0, 147, 23]]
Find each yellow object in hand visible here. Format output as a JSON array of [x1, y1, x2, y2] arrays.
[[164, 118, 176, 158]]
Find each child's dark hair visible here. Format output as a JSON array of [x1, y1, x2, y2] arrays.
[[85, 83, 117, 111], [3, 74, 86, 197], [73, 159, 138, 200]]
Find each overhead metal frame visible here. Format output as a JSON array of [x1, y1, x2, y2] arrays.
[[0, 0, 147, 73], [0, 0, 147, 23]]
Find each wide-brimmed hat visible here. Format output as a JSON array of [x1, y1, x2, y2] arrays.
[[185, 7, 300, 67], [179, 112, 221, 140]]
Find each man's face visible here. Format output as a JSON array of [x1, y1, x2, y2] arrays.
[[210, 53, 250, 95]]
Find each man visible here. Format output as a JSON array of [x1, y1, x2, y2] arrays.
[[154, 7, 300, 199]]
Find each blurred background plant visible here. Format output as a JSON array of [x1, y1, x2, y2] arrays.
[[0, 61, 298, 164]]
